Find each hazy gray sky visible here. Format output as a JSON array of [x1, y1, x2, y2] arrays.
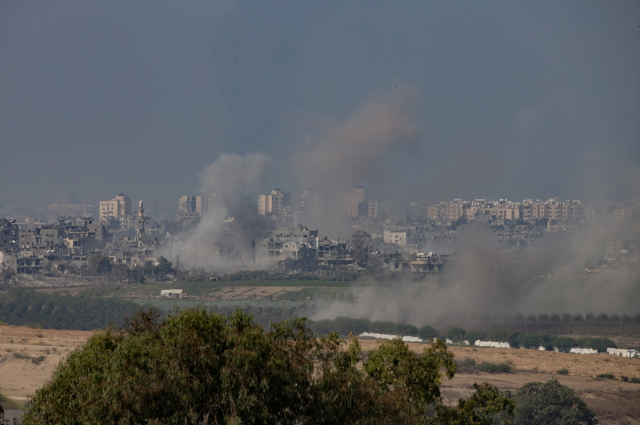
[[1, 1, 638, 209]]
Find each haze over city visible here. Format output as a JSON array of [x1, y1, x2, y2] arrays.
[[1, 2, 639, 423]]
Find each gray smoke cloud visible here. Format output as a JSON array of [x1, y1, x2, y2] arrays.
[[292, 84, 420, 234], [311, 223, 639, 329], [159, 153, 272, 272], [200, 153, 272, 205]]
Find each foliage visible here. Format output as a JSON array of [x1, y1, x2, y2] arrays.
[[418, 325, 440, 341], [0, 289, 138, 330], [553, 337, 577, 353], [556, 368, 569, 376], [486, 329, 511, 342], [595, 373, 615, 381], [477, 362, 513, 374], [575, 337, 616, 353], [511, 380, 598, 425], [445, 327, 467, 343], [87, 253, 112, 275], [23, 308, 514, 425], [466, 330, 488, 344]]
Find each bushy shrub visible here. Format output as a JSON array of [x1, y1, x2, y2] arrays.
[[519, 333, 541, 349], [561, 313, 572, 323], [553, 336, 577, 353], [550, 314, 561, 323], [573, 314, 584, 322], [595, 373, 615, 380], [575, 337, 616, 353], [509, 332, 522, 349], [418, 325, 440, 341], [478, 362, 513, 373], [538, 314, 550, 324], [511, 380, 597, 425], [556, 368, 569, 376]]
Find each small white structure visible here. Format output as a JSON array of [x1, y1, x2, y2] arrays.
[[360, 332, 424, 343], [570, 348, 598, 355], [607, 348, 637, 358], [160, 289, 183, 299], [474, 340, 511, 348]]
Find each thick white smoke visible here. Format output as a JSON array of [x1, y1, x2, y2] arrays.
[[159, 153, 272, 272]]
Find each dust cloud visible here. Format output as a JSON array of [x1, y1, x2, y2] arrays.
[[311, 223, 639, 329], [292, 85, 420, 235], [158, 153, 272, 272]]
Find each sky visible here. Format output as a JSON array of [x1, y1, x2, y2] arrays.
[[1, 1, 639, 210]]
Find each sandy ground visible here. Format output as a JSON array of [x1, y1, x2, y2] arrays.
[[358, 339, 640, 425], [2, 327, 639, 424], [0, 326, 93, 400]]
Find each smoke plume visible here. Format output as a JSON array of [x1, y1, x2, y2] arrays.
[[292, 84, 419, 234], [311, 223, 639, 329], [159, 153, 272, 272]]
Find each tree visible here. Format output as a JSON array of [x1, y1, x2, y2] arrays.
[[23, 309, 513, 425], [418, 325, 440, 341], [87, 253, 111, 275], [512, 380, 597, 425], [351, 230, 372, 267], [445, 327, 467, 343], [156, 256, 173, 274]]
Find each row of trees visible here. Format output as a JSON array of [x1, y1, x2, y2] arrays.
[[21, 308, 599, 425], [0, 289, 139, 330], [305, 318, 618, 352], [86, 253, 174, 282]]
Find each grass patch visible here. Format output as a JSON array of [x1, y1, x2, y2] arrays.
[[477, 362, 513, 373], [630, 376, 640, 384], [556, 368, 569, 375]]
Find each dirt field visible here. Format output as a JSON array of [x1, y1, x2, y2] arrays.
[[0, 326, 93, 401], [358, 339, 640, 425], [2, 326, 639, 424], [208, 285, 305, 300]]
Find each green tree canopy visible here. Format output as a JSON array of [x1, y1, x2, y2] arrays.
[[23, 309, 513, 425], [512, 380, 597, 425], [445, 327, 467, 343], [87, 253, 111, 274], [418, 325, 440, 341]]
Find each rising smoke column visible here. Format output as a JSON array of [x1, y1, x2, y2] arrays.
[[292, 84, 420, 234], [160, 153, 272, 271]]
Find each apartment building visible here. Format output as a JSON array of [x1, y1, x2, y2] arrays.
[[258, 189, 285, 216], [99, 194, 132, 222]]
